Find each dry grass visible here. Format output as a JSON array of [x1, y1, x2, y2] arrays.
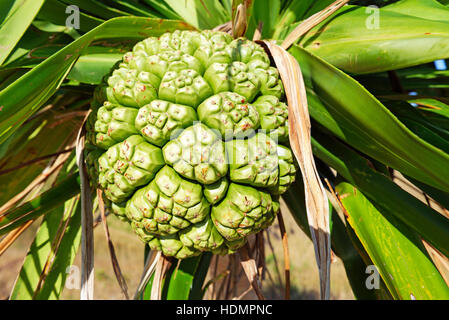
[[0, 211, 354, 300]]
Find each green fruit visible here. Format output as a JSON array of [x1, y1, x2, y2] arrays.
[[86, 30, 295, 259]]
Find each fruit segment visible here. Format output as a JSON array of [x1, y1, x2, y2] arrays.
[[197, 92, 260, 139], [253, 95, 289, 143], [135, 99, 198, 147], [211, 183, 277, 241], [226, 132, 280, 188], [98, 135, 164, 202], [163, 123, 227, 184]]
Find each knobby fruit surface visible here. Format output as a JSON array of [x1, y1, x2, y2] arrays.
[[86, 30, 296, 259]]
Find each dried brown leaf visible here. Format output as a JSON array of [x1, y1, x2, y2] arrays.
[[238, 243, 265, 300], [0, 148, 74, 177], [277, 210, 290, 300], [232, 3, 248, 39], [252, 22, 263, 41], [150, 255, 172, 300], [262, 41, 331, 299], [255, 232, 265, 278], [203, 269, 230, 298], [265, 229, 283, 286], [215, 256, 232, 299], [0, 220, 34, 257], [0, 143, 74, 216], [213, 21, 232, 34], [233, 285, 252, 300], [422, 240, 449, 286], [134, 250, 160, 300], [75, 115, 94, 300]]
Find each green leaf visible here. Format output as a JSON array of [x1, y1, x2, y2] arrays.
[[399, 117, 449, 154], [31, 20, 80, 39], [356, 67, 449, 97], [162, 253, 211, 300], [163, 257, 201, 300], [299, 3, 449, 74], [2, 45, 64, 69], [4, 155, 81, 300], [57, 0, 130, 19], [10, 198, 81, 300], [0, 68, 27, 91], [221, 0, 232, 15], [0, 24, 76, 70], [330, 207, 391, 300], [0, 0, 45, 65], [99, 0, 160, 17], [163, 0, 229, 29], [0, 17, 194, 145], [311, 130, 449, 259], [141, 245, 153, 300], [384, 100, 449, 152], [37, 0, 104, 33], [416, 98, 449, 116], [67, 52, 123, 84], [289, 45, 449, 194], [336, 182, 449, 300], [382, 0, 449, 21], [247, 0, 281, 39], [414, 98, 449, 131], [140, 0, 181, 20], [273, 0, 334, 39]]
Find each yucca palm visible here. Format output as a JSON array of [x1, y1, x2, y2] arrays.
[[1, 0, 449, 300]]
